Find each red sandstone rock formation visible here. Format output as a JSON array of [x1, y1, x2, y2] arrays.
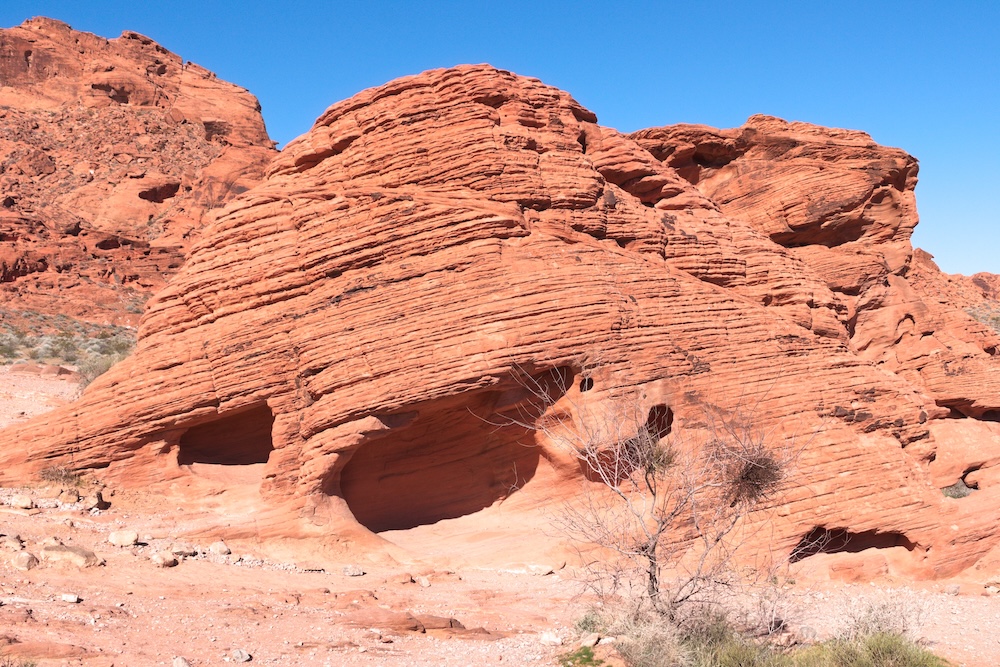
[[3, 63, 1000, 578], [0, 17, 274, 329]]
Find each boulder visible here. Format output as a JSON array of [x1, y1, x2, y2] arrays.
[[10, 550, 38, 571], [40, 544, 103, 568], [150, 552, 179, 568], [108, 530, 139, 547], [8, 495, 33, 509]]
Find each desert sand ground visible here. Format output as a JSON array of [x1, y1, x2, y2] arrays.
[[2, 366, 999, 667]]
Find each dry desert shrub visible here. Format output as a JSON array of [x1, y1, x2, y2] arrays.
[[836, 591, 926, 643], [502, 362, 795, 623], [38, 465, 83, 487]]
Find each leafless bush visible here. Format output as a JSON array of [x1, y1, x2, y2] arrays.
[[838, 590, 926, 642], [39, 465, 83, 487], [499, 362, 797, 623]]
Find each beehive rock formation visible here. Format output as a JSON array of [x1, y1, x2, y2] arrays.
[[3, 64, 1000, 575], [0, 17, 274, 329]]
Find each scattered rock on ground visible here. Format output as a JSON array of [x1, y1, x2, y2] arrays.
[[10, 550, 38, 570], [170, 543, 198, 557], [41, 544, 103, 568], [1, 534, 23, 551], [151, 552, 179, 568], [58, 489, 80, 503], [231, 648, 252, 662], [108, 530, 139, 547], [539, 631, 562, 646], [209, 541, 231, 555]]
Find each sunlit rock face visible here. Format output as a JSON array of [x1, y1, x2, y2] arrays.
[[4, 63, 1000, 577], [0, 17, 274, 328]]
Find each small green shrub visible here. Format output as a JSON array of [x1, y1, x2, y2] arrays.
[[583, 604, 946, 667], [559, 646, 606, 667], [795, 633, 947, 667], [941, 479, 974, 499], [575, 609, 605, 634]]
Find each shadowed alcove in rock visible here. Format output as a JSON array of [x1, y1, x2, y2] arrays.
[[340, 368, 574, 533], [177, 402, 275, 475]]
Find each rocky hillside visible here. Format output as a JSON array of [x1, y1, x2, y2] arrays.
[[3, 53, 1000, 578], [0, 17, 274, 355]]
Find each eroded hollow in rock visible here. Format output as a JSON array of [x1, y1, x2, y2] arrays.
[[789, 526, 917, 563], [177, 403, 275, 466], [340, 370, 572, 533]]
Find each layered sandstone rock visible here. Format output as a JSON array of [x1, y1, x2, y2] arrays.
[[3, 64, 1000, 577], [632, 118, 1000, 418], [0, 17, 274, 329]]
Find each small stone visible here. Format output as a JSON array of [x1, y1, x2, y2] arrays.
[[209, 541, 231, 555], [108, 530, 139, 547], [539, 631, 562, 646], [579, 632, 600, 647], [528, 564, 555, 576], [231, 648, 252, 662], [944, 583, 961, 596], [172, 658, 192, 667], [9, 495, 33, 509], [416, 576, 430, 588], [81, 491, 110, 510], [342, 564, 366, 577], [59, 489, 80, 503], [397, 573, 414, 584], [171, 543, 198, 557], [37, 486, 62, 499], [0, 535, 24, 551], [10, 551, 38, 571], [151, 552, 179, 568], [61, 593, 81, 603]]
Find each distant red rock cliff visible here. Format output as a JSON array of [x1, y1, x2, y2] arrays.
[[0, 17, 274, 329]]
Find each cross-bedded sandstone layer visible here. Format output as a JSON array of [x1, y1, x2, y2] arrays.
[[3, 62, 1000, 577]]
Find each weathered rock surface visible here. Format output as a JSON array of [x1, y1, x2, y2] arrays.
[[3, 64, 1000, 579], [0, 17, 274, 331], [632, 118, 1000, 419], [40, 543, 102, 567]]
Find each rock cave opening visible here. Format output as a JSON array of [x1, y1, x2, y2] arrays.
[[177, 402, 275, 467], [340, 370, 574, 534], [789, 526, 917, 563]]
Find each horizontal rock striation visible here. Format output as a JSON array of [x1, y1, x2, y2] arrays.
[[3, 63, 1000, 576]]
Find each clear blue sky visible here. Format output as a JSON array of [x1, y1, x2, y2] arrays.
[[2, 1, 997, 275]]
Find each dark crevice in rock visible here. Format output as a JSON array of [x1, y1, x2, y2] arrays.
[[789, 526, 916, 563]]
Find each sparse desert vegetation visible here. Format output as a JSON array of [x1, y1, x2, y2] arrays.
[[0, 312, 135, 367]]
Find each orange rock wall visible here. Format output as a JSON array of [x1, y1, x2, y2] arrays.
[[3, 63, 1000, 577]]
